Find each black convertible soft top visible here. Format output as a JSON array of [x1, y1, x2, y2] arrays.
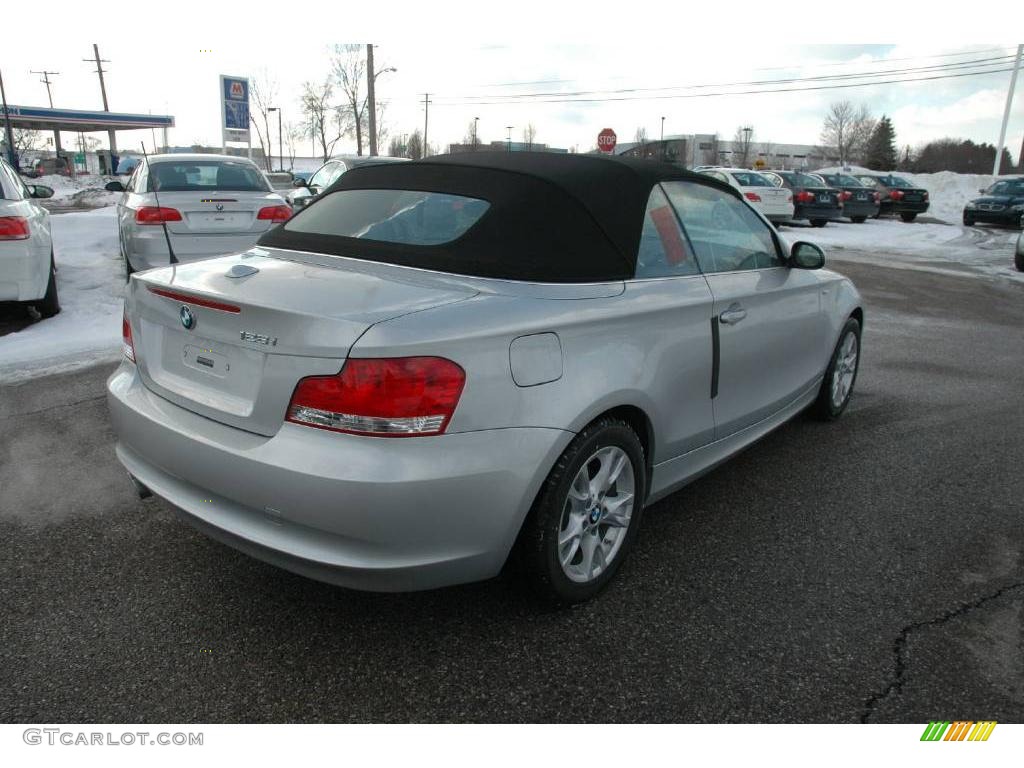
[[259, 151, 738, 283]]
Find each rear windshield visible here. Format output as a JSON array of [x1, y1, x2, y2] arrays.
[[729, 171, 773, 187], [820, 173, 863, 187], [284, 189, 491, 246], [149, 160, 270, 192], [886, 176, 913, 188], [783, 172, 825, 188]]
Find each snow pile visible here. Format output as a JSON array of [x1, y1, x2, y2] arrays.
[[814, 165, 1019, 225], [32, 174, 121, 209], [0, 208, 125, 383]]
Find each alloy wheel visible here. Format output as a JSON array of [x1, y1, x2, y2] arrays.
[[831, 331, 859, 409]]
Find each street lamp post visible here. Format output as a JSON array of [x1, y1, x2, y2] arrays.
[[267, 107, 283, 172], [506, 126, 513, 152], [742, 126, 752, 168], [660, 116, 665, 160], [473, 116, 479, 150]]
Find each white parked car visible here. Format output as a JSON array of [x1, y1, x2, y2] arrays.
[[698, 168, 794, 224], [0, 157, 59, 317]]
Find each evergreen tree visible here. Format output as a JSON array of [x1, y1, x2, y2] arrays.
[[864, 116, 898, 170]]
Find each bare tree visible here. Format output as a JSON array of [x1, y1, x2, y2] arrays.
[[522, 123, 537, 151], [332, 44, 368, 156], [463, 120, 481, 150], [388, 135, 406, 157], [372, 101, 388, 152], [406, 129, 424, 161], [820, 101, 875, 166], [11, 129, 42, 164], [283, 121, 304, 170], [732, 126, 755, 168], [634, 126, 648, 157], [250, 72, 279, 171], [301, 78, 346, 162]]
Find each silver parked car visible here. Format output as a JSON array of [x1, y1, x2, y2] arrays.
[[0, 157, 58, 317], [106, 154, 292, 274], [107, 153, 863, 604]]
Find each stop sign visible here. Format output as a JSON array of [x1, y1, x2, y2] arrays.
[[597, 128, 617, 154]]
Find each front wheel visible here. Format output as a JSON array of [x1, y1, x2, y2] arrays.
[[517, 417, 646, 605], [900, 212, 918, 223], [850, 216, 867, 224], [1014, 246, 1024, 272], [963, 214, 975, 226], [810, 317, 861, 421], [810, 219, 827, 228]]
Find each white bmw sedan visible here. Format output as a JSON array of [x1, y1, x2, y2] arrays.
[[0, 157, 59, 317], [106, 154, 292, 274], [699, 168, 795, 224]]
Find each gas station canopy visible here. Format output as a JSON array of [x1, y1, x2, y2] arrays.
[[1, 104, 174, 133]]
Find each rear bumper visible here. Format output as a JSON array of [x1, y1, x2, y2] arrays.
[[107, 363, 571, 591], [0, 242, 48, 302], [892, 201, 929, 214], [125, 227, 266, 271], [841, 201, 879, 218], [793, 205, 842, 221]]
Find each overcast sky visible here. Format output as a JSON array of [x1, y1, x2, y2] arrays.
[[2, 40, 1021, 160]]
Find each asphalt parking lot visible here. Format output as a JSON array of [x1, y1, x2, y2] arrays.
[[1, 253, 1022, 724]]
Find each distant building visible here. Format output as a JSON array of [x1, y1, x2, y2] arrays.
[[600, 133, 840, 170], [448, 140, 569, 154]]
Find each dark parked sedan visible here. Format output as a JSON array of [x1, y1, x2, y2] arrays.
[[812, 172, 880, 223], [855, 174, 929, 222], [963, 177, 1024, 229], [762, 171, 842, 227]]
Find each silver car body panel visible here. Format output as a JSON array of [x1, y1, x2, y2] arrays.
[[0, 159, 52, 301]]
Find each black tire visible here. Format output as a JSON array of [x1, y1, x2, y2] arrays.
[[120, 233, 135, 281], [963, 214, 975, 226], [1014, 247, 1024, 272], [34, 254, 60, 319], [810, 219, 827, 228], [851, 216, 867, 224], [810, 317, 861, 421], [900, 212, 917, 223], [516, 417, 647, 605]]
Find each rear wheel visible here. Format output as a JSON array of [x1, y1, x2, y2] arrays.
[[34, 254, 60, 319], [517, 417, 646, 605], [1015, 247, 1024, 272], [810, 317, 860, 421], [810, 219, 827, 228], [850, 216, 867, 224], [900, 212, 918, 223]]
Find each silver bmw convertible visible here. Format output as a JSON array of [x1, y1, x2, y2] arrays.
[[107, 152, 862, 603]]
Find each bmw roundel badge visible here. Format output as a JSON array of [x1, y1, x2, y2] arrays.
[[180, 305, 195, 330]]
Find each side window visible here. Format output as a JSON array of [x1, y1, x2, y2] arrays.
[[309, 162, 341, 190], [125, 165, 139, 193], [662, 181, 783, 274], [634, 185, 700, 279], [0, 161, 24, 200]]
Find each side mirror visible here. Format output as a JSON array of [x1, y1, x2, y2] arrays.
[[29, 184, 54, 199], [790, 241, 825, 269], [105, 180, 125, 192], [292, 178, 307, 188]]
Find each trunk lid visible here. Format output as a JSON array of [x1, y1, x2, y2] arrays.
[[129, 248, 477, 436], [155, 191, 286, 235]]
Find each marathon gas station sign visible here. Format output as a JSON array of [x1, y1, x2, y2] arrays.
[[219, 75, 250, 145]]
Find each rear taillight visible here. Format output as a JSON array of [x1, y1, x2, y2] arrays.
[[873, 192, 881, 202], [922, 191, 929, 200], [122, 311, 135, 362], [287, 357, 466, 437], [0, 216, 30, 240], [744, 192, 761, 202], [795, 190, 815, 203], [135, 206, 182, 224], [890, 190, 904, 201], [839, 191, 852, 202], [257, 205, 292, 223]]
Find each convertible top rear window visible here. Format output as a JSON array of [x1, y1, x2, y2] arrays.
[[284, 190, 490, 246]]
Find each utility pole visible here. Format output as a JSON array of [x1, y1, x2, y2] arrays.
[[506, 126, 513, 152], [660, 116, 665, 160], [366, 44, 377, 157], [84, 44, 118, 169], [422, 93, 431, 158], [0, 68, 18, 169], [30, 70, 59, 107], [994, 43, 1023, 177], [473, 116, 479, 149]]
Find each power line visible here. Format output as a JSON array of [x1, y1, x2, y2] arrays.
[[472, 46, 1016, 89], [436, 54, 1018, 103]]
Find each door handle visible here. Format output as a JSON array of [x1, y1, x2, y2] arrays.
[[719, 305, 747, 325]]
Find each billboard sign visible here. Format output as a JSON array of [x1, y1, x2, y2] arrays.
[[219, 75, 250, 144]]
